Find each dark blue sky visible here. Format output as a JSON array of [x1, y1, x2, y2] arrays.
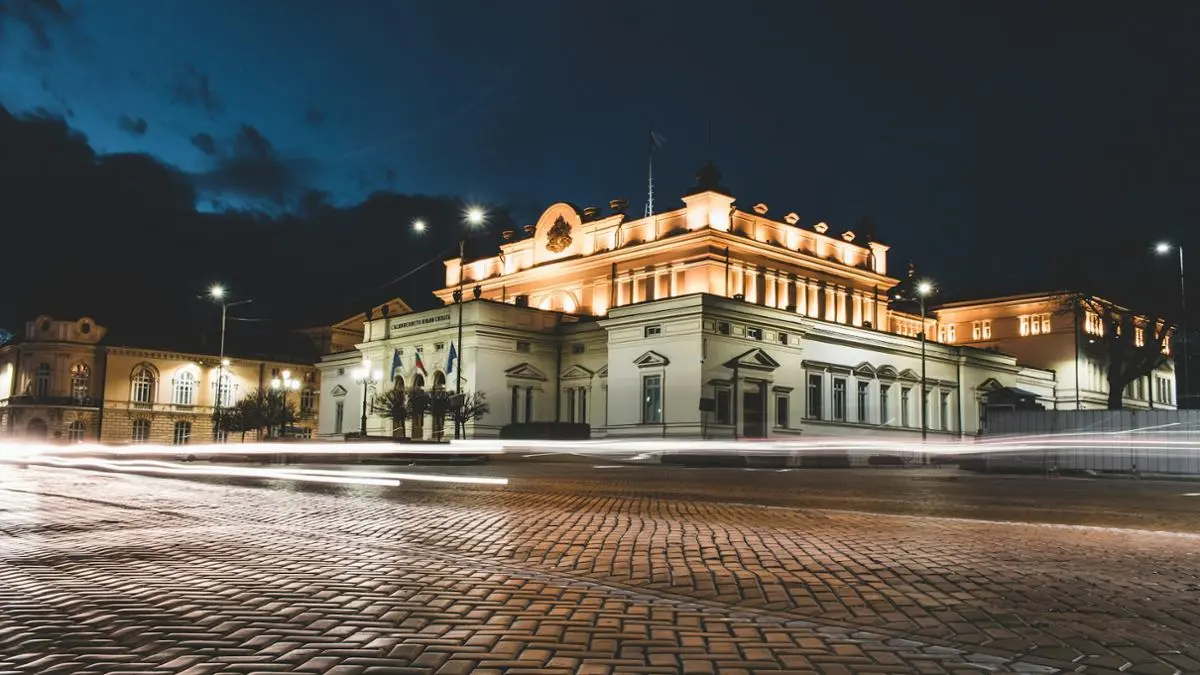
[[3, 0, 1199, 293]]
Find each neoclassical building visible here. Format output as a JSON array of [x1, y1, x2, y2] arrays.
[[316, 165, 1176, 440], [0, 316, 319, 443]]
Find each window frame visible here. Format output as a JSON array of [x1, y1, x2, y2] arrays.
[[857, 381, 869, 423], [806, 373, 823, 420], [832, 377, 847, 421], [641, 374, 663, 424], [172, 420, 192, 445], [131, 419, 151, 443], [172, 371, 197, 407]]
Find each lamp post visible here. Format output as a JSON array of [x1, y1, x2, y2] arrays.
[[1156, 242, 1188, 403], [352, 359, 382, 436], [269, 370, 301, 438], [207, 284, 251, 440], [916, 280, 934, 444]]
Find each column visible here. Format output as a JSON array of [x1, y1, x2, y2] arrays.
[[745, 268, 757, 303], [764, 269, 777, 307], [852, 292, 863, 326], [795, 277, 807, 315], [778, 274, 790, 309], [808, 283, 820, 318], [823, 284, 836, 321], [835, 287, 848, 324]]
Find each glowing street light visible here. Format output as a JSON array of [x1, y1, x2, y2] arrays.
[[412, 219, 427, 233], [209, 284, 225, 300], [916, 279, 935, 443], [1155, 241, 1188, 401], [466, 206, 486, 226], [352, 360, 383, 436], [205, 284, 251, 440]]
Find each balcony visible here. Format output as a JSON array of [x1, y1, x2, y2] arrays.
[[2, 395, 101, 409]]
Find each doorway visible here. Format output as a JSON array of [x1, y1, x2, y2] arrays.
[[742, 381, 766, 438], [26, 418, 48, 439]]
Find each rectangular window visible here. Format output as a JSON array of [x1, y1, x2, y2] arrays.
[[1021, 313, 1051, 336], [972, 321, 982, 340], [857, 381, 869, 422], [880, 384, 890, 424], [832, 378, 847, 421], [516, 341, 531, 353], [578, 388, 588, 424], [940, 392, 950, 431], [334, 402, 344, 434], [945, 324, 956, 342], [642, 374, 662, 423], [511, 386, 520, 424], [434, 342, 444, 351], [644, 324, 662, 337], [717, 321, 731, 335], [714, 387, 732, 424], [566, 388, 576, 423], [747, 327, 763, 340], [571, 343, 585, 354], [981, 320, 991, 339], [806, 374, 823, 419], [901, 387, 912, 427], [1134, 326, 1145, 347], [1084, 311, 1105, 336], [336, 367, 345, 376], [524, 387, 534, 423], [778, 332, 789, 344], [776, 395, 789, 428], [131, 419, 151, 443]]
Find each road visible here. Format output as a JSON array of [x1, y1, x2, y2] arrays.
[[1, 458, 1199, 674]]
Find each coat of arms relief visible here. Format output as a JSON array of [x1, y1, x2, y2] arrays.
[[545, 215, 573, 253]]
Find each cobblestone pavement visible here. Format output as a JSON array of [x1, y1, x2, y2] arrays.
[[2, 466, 1199, 674]]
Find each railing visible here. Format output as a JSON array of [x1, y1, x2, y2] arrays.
[[2, 395, 102, 408]]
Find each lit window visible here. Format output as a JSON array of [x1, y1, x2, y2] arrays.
[[857, 381, 869, 423], [131, 367, 156, 406], [131, 419, 151, 443], [173, 371, 196, 406], [982, 320, 992, 339], [214, 374, 234, 408], [1135, 326, 1145, 347], [34, 363, 51, 397], [300, 389, 316, 414], [70, 363, 90, 402], [1019, 314, 1050, 336], [775, 394, 789, 428], [172, 421, 191, 445], [67, 420, 86, 442], [1084, 311, 1105, 336], [645, 325, 662, 337], [641, 374, 662, 423], [945, 324, 956, 342]]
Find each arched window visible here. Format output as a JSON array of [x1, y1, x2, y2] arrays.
[[432, 371, 446, 390], [172, 371, 196, 406], [213, 374, 234, 408], [131, 419, 151, 443], [173, 421, 191, 445], [67, 420, 86, 442], [413, 374, 425, 390], [34, 363, 51, 397], [70, 363, 90, 402], [131, 366, 156, 406], [393, 376, 404, 391]]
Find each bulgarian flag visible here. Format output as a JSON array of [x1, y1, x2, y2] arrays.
[[413, 351, 427, 375]]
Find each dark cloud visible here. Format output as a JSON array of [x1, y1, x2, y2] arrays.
[[0, 0, 70, 50], [117, 115, 148, 136], [190, 132, 216, 156], [172, 65, 223, 117], [194, 124, 319, 205], [304, 107, 324, 127]]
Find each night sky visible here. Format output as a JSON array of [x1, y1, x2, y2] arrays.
[[2, 0, 1199, 343]]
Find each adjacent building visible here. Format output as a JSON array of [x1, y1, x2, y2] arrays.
[[315, 164, 1175, 440], [0, 315, 320, 443]]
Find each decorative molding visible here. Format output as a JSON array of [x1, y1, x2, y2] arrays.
[[505, 362, 549, 381], [561, 364, 594, 380], [852, 362, 877, 377], [727, 348, 781, 371], [330, 385, 348, 397], [633, 351, 670, 367], [898, 368, 920, 382]]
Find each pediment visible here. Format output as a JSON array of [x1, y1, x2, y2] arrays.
[[977, 377, 1004, 392], [330, 384, 348, 397], [852, 362, 877, 377], [898, 368, 920, 382], [877, 365, 898, 379], [597, 365, 609, 378], [633, 350, 670, 367], [505, 362, 548, 381], [724, 348, 781, 371], [561, 364, 594, 380]]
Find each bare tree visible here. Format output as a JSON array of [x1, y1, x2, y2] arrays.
[[448, 391, 490, 438], [1054, 292, 1173, 410], [370, 386, 408, 438]]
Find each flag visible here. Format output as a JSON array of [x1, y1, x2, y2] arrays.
[[446, 342, 458, 375], [649, 128, 666, 152], [390, 349, 402, 379], [414, 351, 426, 375]]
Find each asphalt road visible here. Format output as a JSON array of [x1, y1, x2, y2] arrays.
[[2, 459, 1199, 674]]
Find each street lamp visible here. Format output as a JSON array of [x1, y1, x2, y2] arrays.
[[206, 284, 251, 440], [916, 280, 934, 443], [270, 370, 301, 438], [412, 219, 427, 233], [1156, 242, 1188, 402], [454, 206, 486, 438], [352, 359, 383, 436]]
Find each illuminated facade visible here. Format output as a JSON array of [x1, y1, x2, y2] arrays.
[[933, 293, 1176, 410], [319, 165, 1140, 440], [0, 316, 319, 443]]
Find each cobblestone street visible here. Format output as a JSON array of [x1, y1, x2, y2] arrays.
[[2, 464, 1199, 674]]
